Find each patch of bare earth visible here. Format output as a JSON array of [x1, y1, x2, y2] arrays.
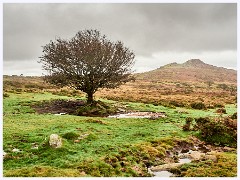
[[31, 99, 85, 115]]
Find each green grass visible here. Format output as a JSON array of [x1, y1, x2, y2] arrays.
[[3, 92, 237, 177]]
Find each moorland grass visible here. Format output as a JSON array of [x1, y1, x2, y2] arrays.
[[3, 92, 237, 177]]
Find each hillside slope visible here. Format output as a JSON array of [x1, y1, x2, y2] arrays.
[[135, 59, 237, 84]]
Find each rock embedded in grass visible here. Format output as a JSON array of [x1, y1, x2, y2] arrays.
[[222, 146, 236, 152], [151, 162, 184, 171], [31, 143, 39, 149], [3, 151, 7, 159], [12, 148, 21, 152], [202, 154, 218, 163], [78, 133, 89, 140], [49, 134, 62, 148]]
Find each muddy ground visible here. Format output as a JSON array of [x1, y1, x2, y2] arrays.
[[31, 99, 85, 115]]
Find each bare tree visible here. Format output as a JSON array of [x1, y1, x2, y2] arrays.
[[39, 30, 135, 104]]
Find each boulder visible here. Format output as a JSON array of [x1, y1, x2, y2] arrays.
[[188, 151, 205, 160], [187, 151, 217, 162], [201, 154, 218, 163], [49, 134, 62, 148], [151, 162, 184, 171]]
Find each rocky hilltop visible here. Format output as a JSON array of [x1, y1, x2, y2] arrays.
[[136, 59, 236, 84]]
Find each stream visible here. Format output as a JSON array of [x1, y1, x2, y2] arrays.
[[149, 155, 192, 177], [108, 112, 220, 177]]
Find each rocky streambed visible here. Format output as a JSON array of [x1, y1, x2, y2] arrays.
[[148, 137, 236, 177], [149, 150, 215, 177]]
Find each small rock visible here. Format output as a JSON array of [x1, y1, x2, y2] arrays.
[[54, 113, 66, 115], [31, 145, 39, 149], [202, 154, 218, 163], [117, 108, 126, 112], [147, 168, 154, 176], [181, 149, 189, 153], [198, 145, 211, 153], [49, 134, 62, 148], [149, 115, 158, 120], [223, 146, 236, 152], [74, 139, 80, 143], [177, 110, 188, 114], [12, 148, 21, 152], [78, 133, 89, 140], [3, 151, 7, 158], [206, 151, 215, 155], [80, 171, 86, 176], [151, 162, 184, 171], [188, 151, 205, 160]]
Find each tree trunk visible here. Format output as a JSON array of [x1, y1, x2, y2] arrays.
[[87, 92, 94, 105]]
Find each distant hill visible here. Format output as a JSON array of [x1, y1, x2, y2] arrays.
[[135, 59, 237, 84]]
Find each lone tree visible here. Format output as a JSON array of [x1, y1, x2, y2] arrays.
[[39, 30, 135, 104]]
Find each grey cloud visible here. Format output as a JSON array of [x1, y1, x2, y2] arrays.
[[3, 3, 237, 73]]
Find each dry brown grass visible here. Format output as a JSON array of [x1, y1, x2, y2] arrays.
[[3, 75, 236, 108], [96, 80, 236, 108]]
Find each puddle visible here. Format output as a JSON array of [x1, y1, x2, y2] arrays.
[[108, 112, 166, 119], [149, 138, 222, 177], [108, 113, 151, 118], [153, 170, 174, 177], [150, 153, 192, 177]]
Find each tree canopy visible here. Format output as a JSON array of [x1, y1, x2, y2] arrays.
[[39, 29, 135, 104]]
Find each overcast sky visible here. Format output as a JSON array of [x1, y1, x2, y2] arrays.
[[3, 3, 237, 76]]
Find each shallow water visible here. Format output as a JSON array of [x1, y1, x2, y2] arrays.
[[153, 170, 173, 177], [108, 113, 151, 118], [108, 112, 165, 118]]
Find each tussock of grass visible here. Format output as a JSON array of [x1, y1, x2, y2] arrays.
[[62, 132, 79, 140]]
